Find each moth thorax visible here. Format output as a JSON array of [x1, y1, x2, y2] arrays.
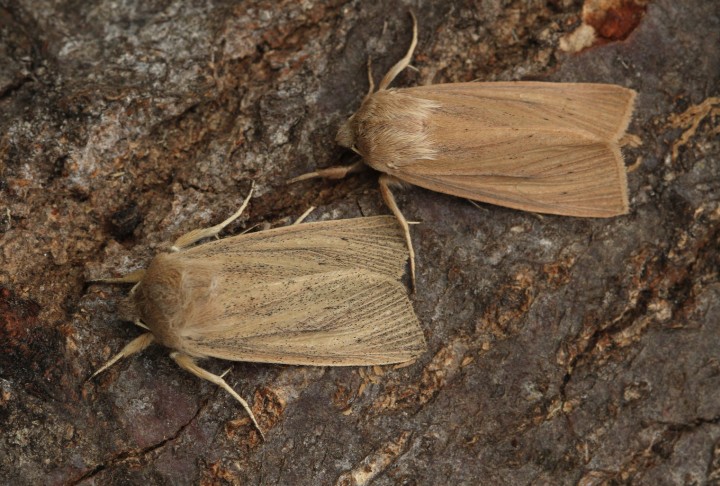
[[353, 90, 440, 168], [132, 256, 189, 349]]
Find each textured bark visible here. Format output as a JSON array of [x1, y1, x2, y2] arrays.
[[1, 0, 718, 484]]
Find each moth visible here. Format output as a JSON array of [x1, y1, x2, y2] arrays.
[[291, 13, 637, 285], [90, 185, 426, 438]]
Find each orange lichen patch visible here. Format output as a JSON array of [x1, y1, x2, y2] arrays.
[[336, 430, 412, 486], [0, 286, 41, 353], [332, 381, 354, 410], [339, 365, 395, 413], [224, 416, 252, 439], [557, 205, 717, 370], [201, 461, 238, 485], [542, 255, 577, 288], [225, 384, 286, 441], [373, 338, 470, 411], [583, 0, 648, 41], [666, 97, 720, 162], [559, 0, 647, 52], [476, 269, 536, 339], [254, 386, 285, 432], [7, 178, 32, 187]]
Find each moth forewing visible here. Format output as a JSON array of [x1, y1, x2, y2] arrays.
[[351, 82, 635, 218], [177, 269, 424, 366], [406, 82, 636, 141], [134, 217, 425, 364], [92, 200, 425, 439]]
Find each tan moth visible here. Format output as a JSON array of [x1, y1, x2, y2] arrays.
[[90, 185, 426, 438], [291, 13, 637, 285]]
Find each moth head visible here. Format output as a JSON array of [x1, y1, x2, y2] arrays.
[[336, 114, 357, 150]]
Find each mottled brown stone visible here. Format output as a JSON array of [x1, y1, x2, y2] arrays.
[[1, 1, 718, 484]]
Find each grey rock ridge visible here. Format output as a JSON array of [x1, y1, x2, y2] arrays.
[[1, 0, 718, 484]]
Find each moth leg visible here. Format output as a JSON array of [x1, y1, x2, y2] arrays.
[[292, 206, 316, 226], [378, 174, 416, 290], [91, 332, 154, 379], [133, 318, 150, 331], [287, 160, 366, 183], [378, 11, 418, 91], [90, 268, 146, 284], [171, 182, 255, 251], [170, 352, 265, 439]]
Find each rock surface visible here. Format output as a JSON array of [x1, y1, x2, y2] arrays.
[[1, 0, 718, 484]]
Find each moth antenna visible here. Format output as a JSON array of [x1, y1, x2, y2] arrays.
[[287, 161, 366, 184], [379, 174, 416, 291], [378, 11, 418, 91], [365, 56, 375, 98], [171, 352, 265, 440], [90, 333, 154, 379], [293, 206, 316, 226], [90, 269, 146, 284], [171, 182, 255, 251]]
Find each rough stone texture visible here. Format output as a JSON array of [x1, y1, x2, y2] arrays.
[[1, 0, 718, 484]]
